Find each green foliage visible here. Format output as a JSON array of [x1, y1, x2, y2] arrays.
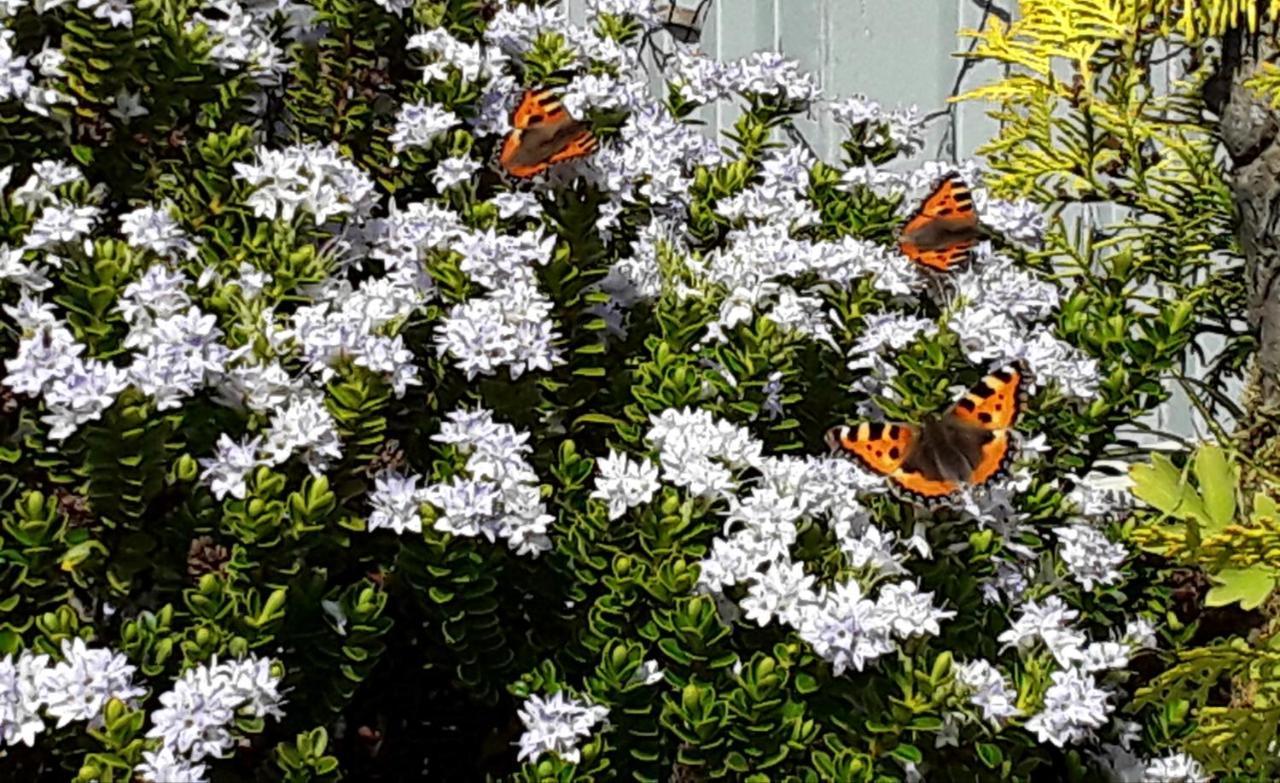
[[1132, 445, 1279, 610]]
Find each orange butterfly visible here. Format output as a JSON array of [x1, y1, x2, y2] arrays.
[[826, 363, 1026, 502], [897, 172, 981, 273], [499, 88, 598, 178]]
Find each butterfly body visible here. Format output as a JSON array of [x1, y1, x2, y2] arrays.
[[499, 89, 598, 178], [897, 173, 981, 272], [826, 364, 1026, 501]]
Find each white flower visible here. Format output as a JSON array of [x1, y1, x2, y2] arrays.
[[189, 1, 287, 83], [423, 408, 553, 556], [742, 561, 818, 627], [432, 154, 482, 192], [0, 651, 49, 747], [489, 191, 542, 221], [875, 581, 955, 638], [408, 27, 503, 84], [847, 313, 936, 369], [1023, 668, 1112, 747], [1123, 617, 1159, 650], [1068, 464, 1134, 518], [234, 142, 376, 224], [1054, 524, 1127, 591], [77, 0, 132, 26], [591, 450, 660, 520], [108, 87, 148, 122], [955, 659, 1021, 724], [135, 747, 209, 783], [998, 595, 1088, 667], [434, 281, 562, 380], [829, 94, 882, 126], [389, 101, 458, 152], [367, 471, 428, 535], [671, 48, 735, 105], [200, 434, 263, 500], [730, 51, 820, 105], [260, 391, 343, 471], [1143, 752, 1209, 782], [516, 692, 609, 764], [148, 665, 237, 761], [120, 205, 196, 259], [980, 197, 1046, 247], [37, 638, 144, 728], [23, 203, 101, 250], [1079, 641, 1131, 673], [795, 580, 895, 674], [147, 656, 284, 763]]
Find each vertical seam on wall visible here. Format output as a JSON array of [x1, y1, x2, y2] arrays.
[[952, 0, 963, 160], [714, 0, 723, 140], [773, 0, 781, 51], [821, 0, 831, 160]]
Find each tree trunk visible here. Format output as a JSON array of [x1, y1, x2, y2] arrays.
[[1213, 26, 1280, 449]]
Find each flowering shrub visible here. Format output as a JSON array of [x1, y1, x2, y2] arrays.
[[0, 0, 1235, 780]]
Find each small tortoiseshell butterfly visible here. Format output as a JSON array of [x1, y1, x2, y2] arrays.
[[897, 172, 980, 273], [826, 363, 1026, 502], [499, 88, 598, 178]]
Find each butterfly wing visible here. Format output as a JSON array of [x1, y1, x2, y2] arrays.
[[898, 173, 980, 272], [511, 88, 559, 130], [941, 363, 1027, 486], [500, 89, 597, 179], [827, 422, 961, 499], [546, 130, 598, 165]]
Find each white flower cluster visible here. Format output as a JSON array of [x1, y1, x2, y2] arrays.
[[1054, 524, 1128, 591], [590, 449, 660, 521], [120, 266, 231, 411], [948, 255, 1100, 399], [643, 407, 953, 674], [408, 27, 506, 85], [0, 640, 144, 748], [198, 386, 344, 500], [828, 94, 925, 155], [135, 655, 283, 782], [189, 0, 289, 84], [367, 407, 553, 556], [120, 205, 198, 259], [0, 29, 70, 117], [981, 597, 1157, 748], [234, 143, 377, 224], [389, 100, 459, 153], [1140, 752, 1210, 782], [516, 691, 609, 764], [4, 300, 128, 440], [955, 659, 1021, 725]]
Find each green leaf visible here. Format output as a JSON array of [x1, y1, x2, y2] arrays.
[[889, 743, 922, 764], [1130, 454, 1186, 515], [1130, 454, 1208, 525], [794, 672, 818, 694], [1193, 446, 1236, 534], [1205, 568, 1276, 610], [976, 742, 1004, 769], [1253, 491, 1278, 523]]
